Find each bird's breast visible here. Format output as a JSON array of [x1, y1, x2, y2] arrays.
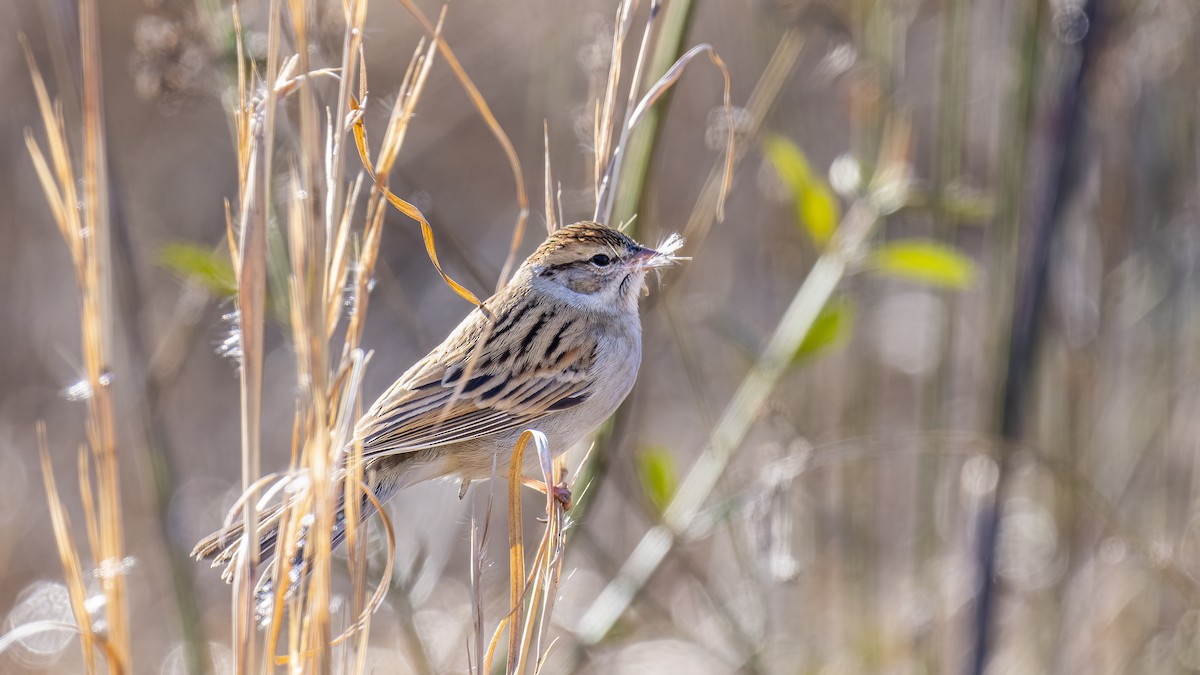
[[546, 316, 641, 443]]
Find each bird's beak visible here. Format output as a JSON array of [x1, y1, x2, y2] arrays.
[[628, 246, 660, 264], [629, 246, 682, 269]]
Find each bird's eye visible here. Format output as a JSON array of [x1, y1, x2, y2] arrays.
[[590, 254, 612, 267]]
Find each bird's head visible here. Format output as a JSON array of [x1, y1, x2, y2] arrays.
[[522, 222, 684, 314]]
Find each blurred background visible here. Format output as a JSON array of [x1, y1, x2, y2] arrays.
[[3, 0, 1200, 672]]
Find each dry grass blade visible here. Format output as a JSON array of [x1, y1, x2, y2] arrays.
[[532, 456, 569, 669], [627, 44, 735, 219], [544, 121, 558, 234], [321, 0, 370, 245], [328, 481, 397, 646], [681, 29, 803, 247], [325, 174, 364, 336], [596, 42, 737, 225], [474, 429, 569, 675], [20, 36, 82, 267], [347, 14, 442, 350], [33, 429, 99, 674], [469, 456, 498, 675], [503, 433, 534, 673], [228, 0, 279, 669], [394, 0, 529, 292], [21, 3, 130, 668], [350, 96, 485, 310], [515, 437, 565, 675], [594, 0, 638, 200]]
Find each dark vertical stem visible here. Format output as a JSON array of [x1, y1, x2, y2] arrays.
[[968, 2, 1105, 674], [109, 191, 212, 675]]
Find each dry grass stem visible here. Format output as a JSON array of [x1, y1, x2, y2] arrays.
[[681, 28, 803, 247], [36, 430, 102, 674], [543, 120, 559, 235], [590, 1, 736, 229], [475, 429, 569, 675], [201, 0, 461, 669], [15, 1, 130, 668]]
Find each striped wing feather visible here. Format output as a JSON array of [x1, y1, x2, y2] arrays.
[[354, 299, 596, 458]]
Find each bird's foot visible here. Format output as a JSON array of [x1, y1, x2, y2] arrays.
[[551, 481, 572, 510], [521, 476, 572, 511]]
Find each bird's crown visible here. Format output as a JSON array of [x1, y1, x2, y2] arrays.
[[528, 222, 640, 267]]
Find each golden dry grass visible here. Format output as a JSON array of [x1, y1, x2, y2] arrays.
[[8, 0, 736, 672]]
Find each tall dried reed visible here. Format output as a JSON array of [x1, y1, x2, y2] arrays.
[[215, 0, 442, 668], [11, 0, 128, 671]]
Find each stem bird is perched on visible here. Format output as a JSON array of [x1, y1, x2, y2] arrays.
[[194, 221, 684, 580]]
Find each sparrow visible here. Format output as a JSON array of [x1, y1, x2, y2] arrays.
[[193, 221, 682, 579]]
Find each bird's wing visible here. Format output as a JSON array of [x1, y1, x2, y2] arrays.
[[354, 306, 597, 458]]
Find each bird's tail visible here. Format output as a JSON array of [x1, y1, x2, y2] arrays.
[[191, 500, 288, 584], [191, 484, 376, 585]]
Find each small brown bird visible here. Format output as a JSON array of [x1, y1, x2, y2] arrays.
[[194, 221, 682, 578]]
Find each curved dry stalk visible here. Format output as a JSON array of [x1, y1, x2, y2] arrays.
[[596, 43, 736, 226], [329, 481, 397, 646], [394, 0, 530, 293], [345, 19, 442, 351], [350, 96, 485, 310], [475, 428, 570, 675], [680, 29, 803, 248]]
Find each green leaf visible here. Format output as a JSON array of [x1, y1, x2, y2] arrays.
[[763, 134, 840, 246], [798, 183, 839, 245], [160, 243, 237, 296], [867, 240, 977, 289], [763, 134, 813, 189], [794, 298, 855, 363], [637, 446, 678, 513]]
